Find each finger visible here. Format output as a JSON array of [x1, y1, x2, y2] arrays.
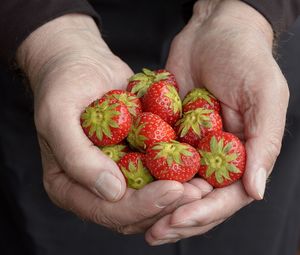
[[241, 62, 289, 200], [145, 214, 223, 245], [221, 104, 245, 140], [43, 159, 184, 233], [163, 181, 252, 228], [156, 181, 207, 217], [188, 177, 213, 197], [165, 39, 197, 98], [121, 181, 206, 234], [38, 106, 127, 202]]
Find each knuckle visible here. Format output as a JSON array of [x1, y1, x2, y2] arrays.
[[266, 135, 282, 161], [88, 203, 106, 225], [42, 177, 59, 206], [42, 170, 59, 197], [42, 173, 68, 209], [115, 225, 134, 235], [135, 208, 152, 220], [44, 173, 73, 208], [148, 225, 168, 241], [43, 174, 52, 196], [89, 204, 123, 232]]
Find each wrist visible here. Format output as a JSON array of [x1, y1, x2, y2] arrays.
[[16, 14, 108, 92], [214, 0, 273, 46], [190, 0, 273, 48]]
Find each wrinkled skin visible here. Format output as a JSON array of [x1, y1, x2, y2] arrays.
[[17, 0, 289, 246], [145, 0, 289, 245], [17, 14, 212, 236]]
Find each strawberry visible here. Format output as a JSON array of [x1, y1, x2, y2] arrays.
[[81, 98, 131, 146], [127, 68, 179, 98], [127, 112, 176, 152], [104, 90, 142, 118], [197, 131, 246, 188], [100, 143, 129, 163], [183, 88, 221, 113], [156, 69, 179, 91], [145, 140, 200, 182], [175, 108, 222, 147], [118, 152, 153, 189], [142, 80, 182, 126]]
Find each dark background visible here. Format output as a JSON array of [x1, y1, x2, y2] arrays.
[[0, 2, 299, 254]]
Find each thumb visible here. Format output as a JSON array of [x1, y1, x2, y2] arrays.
[[39, 108, 127, 202], [242, 65, 289, 200]]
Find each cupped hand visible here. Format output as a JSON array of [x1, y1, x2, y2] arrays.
[[17, 14, 212, 234], [146, 0, 289, 244]]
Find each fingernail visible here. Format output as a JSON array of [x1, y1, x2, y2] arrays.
[[255, 168, 267, 200], [155, 190, 183, 208], [95, 172, 122, 201]]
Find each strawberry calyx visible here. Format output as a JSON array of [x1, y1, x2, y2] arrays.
[[183, 88, 216, 106], [152, 140, 193, 167], [199, 136, 240, 184], [107, 92, 139, 117], [120, 158, 153, 189], [101, 144, 127, 162], [176, 108, 213, 137], [127, 117, 147, 151], [165, 85, 182, 115], [81, 100, 120, 141], [129, 68, 170, 98]]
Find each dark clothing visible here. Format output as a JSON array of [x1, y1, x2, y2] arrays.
[[243, 0, 300, 32], [0, 0, 99, 64], [0, 1, 300, 255], [1, 0, 300, 64]]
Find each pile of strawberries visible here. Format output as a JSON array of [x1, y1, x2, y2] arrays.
[[81, 68, 246, 189]]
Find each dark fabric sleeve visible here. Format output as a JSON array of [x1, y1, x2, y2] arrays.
[[241, 0, 300, 33], [0, 0, 100, 65]]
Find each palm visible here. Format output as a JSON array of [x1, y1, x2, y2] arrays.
[[145, 0, 289, 245], [166, 17, 274, 140]]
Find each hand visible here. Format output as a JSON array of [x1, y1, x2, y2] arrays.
[[146, 0, 289, 244], [17, 14, 213, 233]]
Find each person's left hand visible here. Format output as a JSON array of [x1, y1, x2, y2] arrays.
[[145, 0, 289, 245]]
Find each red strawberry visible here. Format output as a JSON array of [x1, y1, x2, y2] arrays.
[[175, 108, 222, 147], [127, 68, 179, 98], [145, 140, 200, 182], [127, 112, 176, 152], [197, 131, 246, 188], [156, 69, 179, 91], [81, 98, 131, 146], [104, 90, 142, 118], [100, 143, 129, 163], [142, 81, 182, 126], [183, 88, 221, 113], [118, 152, 153, 189]]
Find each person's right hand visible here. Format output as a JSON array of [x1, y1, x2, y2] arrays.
[[17, 14, 212, 234]]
